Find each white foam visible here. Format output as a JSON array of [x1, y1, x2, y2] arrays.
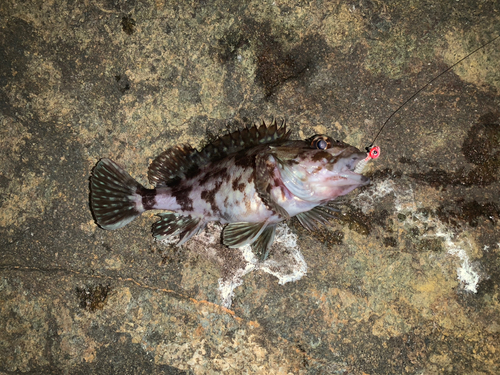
[[434, 230, 480, 293], [353, 178, 481, 293], [260, 224, 307, 285], [217, 223, 307, 307], [158, 221, 307, 308], [352, 179, 396, 213]]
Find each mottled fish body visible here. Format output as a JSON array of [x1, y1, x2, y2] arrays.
[[90, 122, 371, 259]]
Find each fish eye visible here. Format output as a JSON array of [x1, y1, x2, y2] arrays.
[[313, 137, 328, 150], [317, 139, 327, 150]]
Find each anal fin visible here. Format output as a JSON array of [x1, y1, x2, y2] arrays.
[[251, 224, 276, 261], [223, 221, 268, 248], [152, 213, 205, 245]]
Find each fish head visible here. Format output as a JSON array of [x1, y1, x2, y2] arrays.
[[272, 135, 370, 203]]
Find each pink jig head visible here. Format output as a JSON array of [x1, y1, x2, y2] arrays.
[[368, 145, 380, 159], [353, 145, 380, 174]]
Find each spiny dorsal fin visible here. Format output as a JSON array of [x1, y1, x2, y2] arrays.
[[201, 119, 290, 158], [148, 120, 290, 187]]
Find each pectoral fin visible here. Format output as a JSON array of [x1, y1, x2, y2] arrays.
[[251, 224, 276, 261], [223, 221, 268, 248]]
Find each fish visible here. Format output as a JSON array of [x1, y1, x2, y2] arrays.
[[89, 121, 371, 260]]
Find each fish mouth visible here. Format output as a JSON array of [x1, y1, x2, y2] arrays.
[[337, 152, 370, 185]]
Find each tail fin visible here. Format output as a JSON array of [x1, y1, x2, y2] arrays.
[[90, 158, 146, 230]]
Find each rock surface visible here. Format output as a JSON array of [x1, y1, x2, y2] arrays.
[[1, 0, 499, 373]]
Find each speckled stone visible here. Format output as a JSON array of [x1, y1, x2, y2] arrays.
[[1, 0, 500, 373]]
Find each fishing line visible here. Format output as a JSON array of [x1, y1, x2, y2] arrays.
[[366, 33, 500, 154]]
